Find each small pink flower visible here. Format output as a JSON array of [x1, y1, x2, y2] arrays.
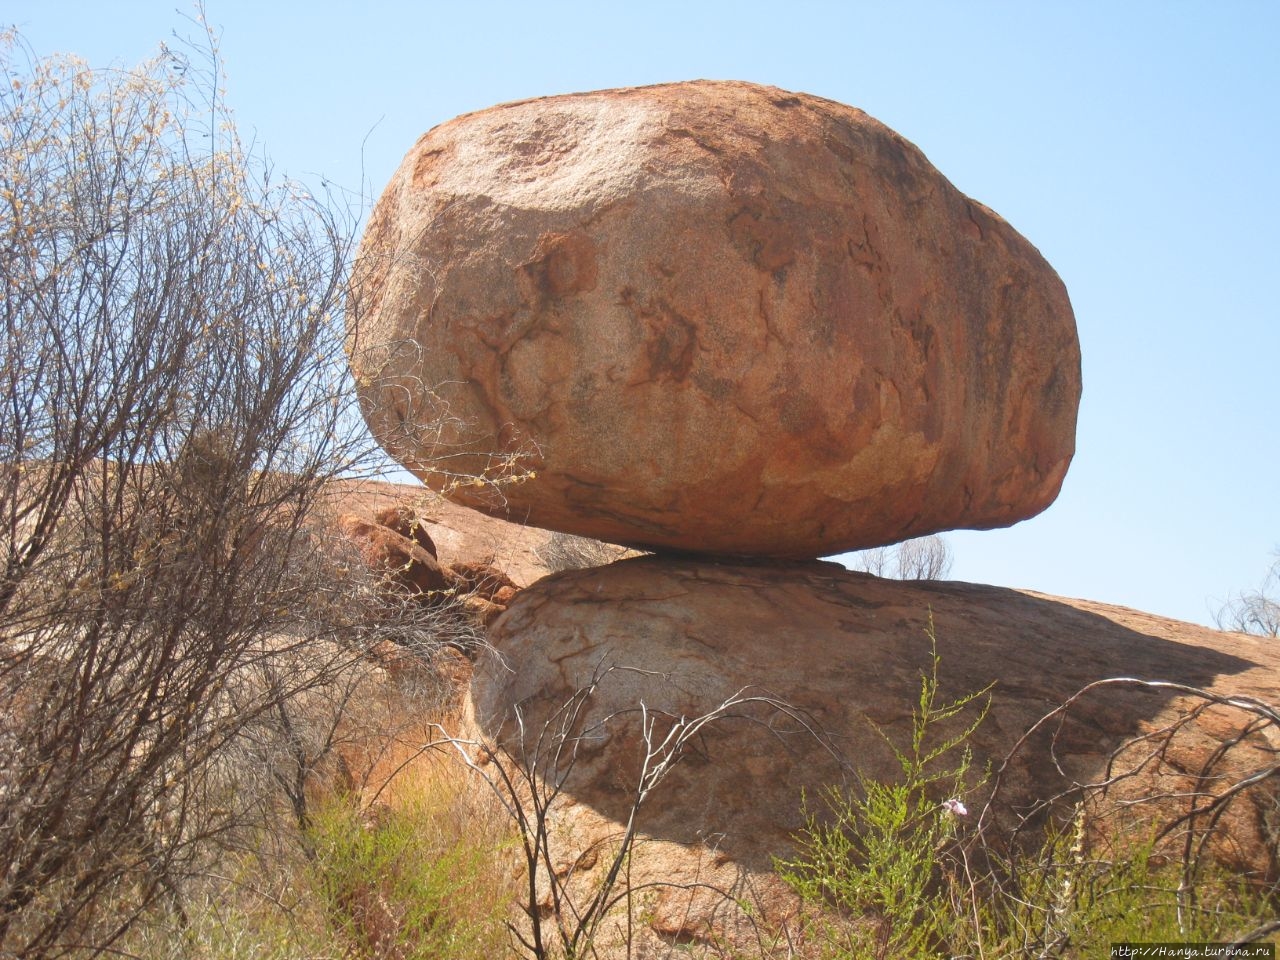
[[942, 798, 968, 817]]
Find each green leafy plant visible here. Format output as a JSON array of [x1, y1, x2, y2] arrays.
[[777, 625, 1280, 959], [992, 814, 1272, 955], [778, 617, 991, 957]]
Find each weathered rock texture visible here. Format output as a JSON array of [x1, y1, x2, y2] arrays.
[[317, 479, 561, 588], [466, 557, 1280, 946], [350, 80, 1081, 557], [337, 513, 451, 597]]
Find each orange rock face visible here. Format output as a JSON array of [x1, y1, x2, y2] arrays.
[[336, 513, 450, 597], [350, 81, 1081, 557], [336, 506, 524, 626]]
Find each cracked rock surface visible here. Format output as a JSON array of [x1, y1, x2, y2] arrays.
[[350, 80, 1081, 557]]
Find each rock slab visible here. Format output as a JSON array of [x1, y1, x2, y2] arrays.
[[466, 557, 1280, 940], [350, 80, 1081, 557]]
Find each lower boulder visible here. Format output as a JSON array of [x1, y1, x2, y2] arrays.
[[465, 555, 1280, 947]]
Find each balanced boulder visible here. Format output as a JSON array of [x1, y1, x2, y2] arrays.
[[350, 80, 1080, 557]]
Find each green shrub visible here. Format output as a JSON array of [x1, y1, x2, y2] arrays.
[[777, 623, 1279, 959], [777, 618, 990, 956], [120, 875, 332, 960], [306, 787, 510, 960], [993, 818, 1272, 955]]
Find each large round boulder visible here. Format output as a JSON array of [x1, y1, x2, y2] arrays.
[[349, 80, 1080, 557]]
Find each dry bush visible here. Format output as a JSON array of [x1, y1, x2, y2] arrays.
[[0, 22, 445, 957], [442, 663, 832, 960], [958, 679, 1280, 952], [1216, 549, 1280, 638], [103, 656, 514, 960], [845, 535, 953, 581]]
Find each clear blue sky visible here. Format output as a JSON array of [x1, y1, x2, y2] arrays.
[[7, 1, 1278, 628]]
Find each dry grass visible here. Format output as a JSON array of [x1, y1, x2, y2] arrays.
[[304, 653, 519, 960], [100, 646, 517, 960]]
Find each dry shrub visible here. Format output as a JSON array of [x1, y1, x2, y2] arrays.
[[0, 21, 393, 957], [1216, 549, 1280, 638], [845, 535, 953, 581]]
